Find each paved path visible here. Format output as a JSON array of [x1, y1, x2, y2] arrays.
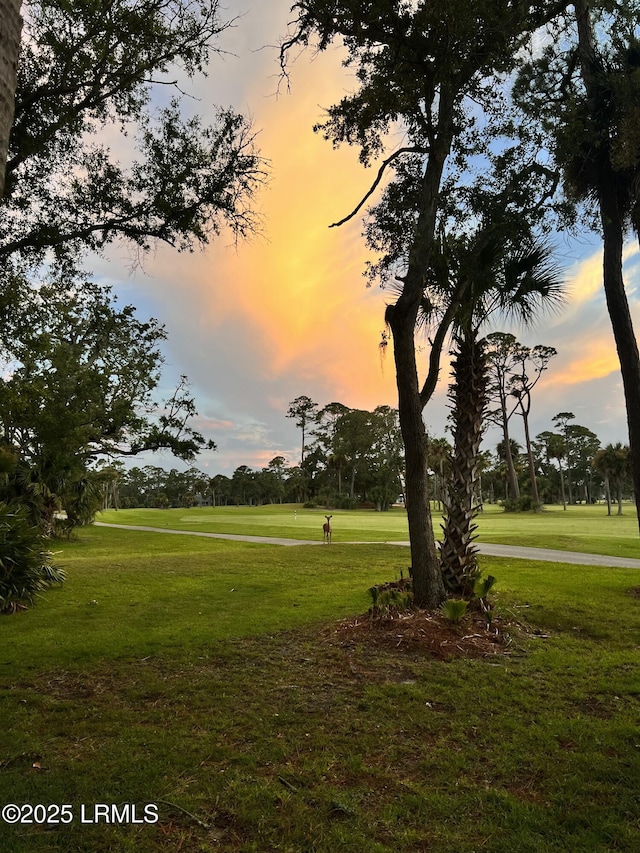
[[94, 521, 322, 546], [93, 522, 640, 569]]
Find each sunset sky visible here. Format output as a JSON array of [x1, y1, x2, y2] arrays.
[[95, 1, 639, 476]]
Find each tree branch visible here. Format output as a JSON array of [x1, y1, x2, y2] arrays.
[[329, 146, 429, 228], [419, 279, 467, 408]]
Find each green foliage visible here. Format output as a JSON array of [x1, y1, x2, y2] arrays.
[[2, 0, 263, 273], [368, 573, 413, 618], [0, 279, 213, 533], [336, 495, 359, 510], [0, 502, 65, 613], [503, 496, 541, 512], [440, 598, 469, 622], [309, 404, 403, 509], [473, 574, 497, 600]]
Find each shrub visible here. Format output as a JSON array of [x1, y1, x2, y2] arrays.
[[337, 496, 358, 510], [0, 502, 65, 614], [502, 496, 543, 512]]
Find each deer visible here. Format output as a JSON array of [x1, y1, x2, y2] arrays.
[[322, 515, 333, 544]]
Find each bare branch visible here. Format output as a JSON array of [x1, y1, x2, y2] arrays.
[[419, 279, 467, 407], [329, 146, 429, 229]]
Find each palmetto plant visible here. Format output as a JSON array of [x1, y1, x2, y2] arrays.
[[438, 226, 564, 596], [0, 502, 65, 613]]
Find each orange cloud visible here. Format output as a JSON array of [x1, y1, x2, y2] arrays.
[[150, 45, 400, 412], [545, 337, 621, 386]]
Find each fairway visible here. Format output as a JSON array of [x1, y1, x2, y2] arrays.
[[1, 521, 639, 852], [97, 502, 640, 559]]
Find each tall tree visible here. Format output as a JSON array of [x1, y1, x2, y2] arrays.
[[486, 333, 523, 499], [0, 0, 21, 198], [427, 436, 451, 511], [552, 412, 576, 505], [507, 343, 558, 507], [286, 396, 319, 464], [592, 443, 629, 516], [566, 423, 601, 504], [438, 227, 563, 593], [537, 431, 568, 509], [1, 0, 263, 272], [280, 0, 563, 608], [515, 0, 640, 530]]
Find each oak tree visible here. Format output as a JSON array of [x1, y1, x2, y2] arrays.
[[0, 0, 21, 197], [0, 277, 213, 530], [1, 0, 264, 272]]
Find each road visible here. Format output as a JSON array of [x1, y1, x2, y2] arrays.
[[93, 522, 640, 569]]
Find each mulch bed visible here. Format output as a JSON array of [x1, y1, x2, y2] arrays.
[[322, 607, 516, 660]]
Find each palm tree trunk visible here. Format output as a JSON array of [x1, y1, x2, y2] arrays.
[[440, 332, 488, 595], [604, 474, 611, 516], [0, 0, 21, 198], [616, 476, 623, 516]]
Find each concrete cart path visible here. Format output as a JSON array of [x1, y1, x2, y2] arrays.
[[93, 522, 640, 569]]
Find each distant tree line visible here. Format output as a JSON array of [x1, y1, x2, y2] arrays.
[[110, 401, 405, 512], [107, 393, 632, 518]]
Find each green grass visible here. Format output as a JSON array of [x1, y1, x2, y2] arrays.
[[1, 522, 639, 851], [97, 501, 640, 559]]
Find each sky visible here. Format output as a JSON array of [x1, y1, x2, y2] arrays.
[[94, 1, 639, 476]]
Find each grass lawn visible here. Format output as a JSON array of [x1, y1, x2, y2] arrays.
[[97, 502, 640, 559], [0, 523, 639, 851]]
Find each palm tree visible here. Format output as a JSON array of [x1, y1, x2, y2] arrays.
[[592, 443, 630, 516], [439, 227, 564, 595]]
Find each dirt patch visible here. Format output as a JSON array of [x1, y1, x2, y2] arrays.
[[320, 607, 514, 660]]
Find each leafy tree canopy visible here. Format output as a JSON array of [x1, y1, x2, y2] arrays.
[[0, 276, 214, 500], [1, 0, 265, 273]]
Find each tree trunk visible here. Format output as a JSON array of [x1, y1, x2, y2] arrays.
[[387, 111, 454, 609], [0, 0, 21, 198], [397, 387, 444, 609], [574, 0, 640, 533], [500, 398, 520, 499], [599, 187, 640, 528], [440, 332, 488, 596], [390, 271, 445, 609], [558, 458, 566, 509], [521, 409, 540, 506]]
